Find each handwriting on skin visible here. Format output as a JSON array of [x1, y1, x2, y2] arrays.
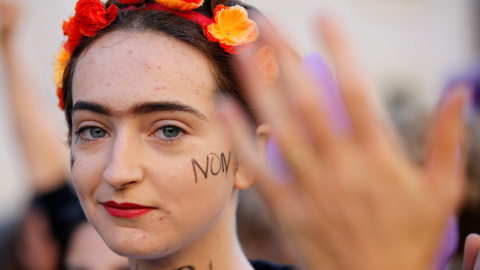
[[70, 154, 76, 169], [191, 151, 231, 183], [71, 134, 79, 170]]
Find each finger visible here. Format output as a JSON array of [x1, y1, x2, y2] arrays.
[[463, 233, 480, 270], [317, 15, 404, 155], [254, 18, 342, 155], [302, 52, 351, 136], [425, 85, 469, 204], [215, 95, 293, 211], [236, 42, 322, 182]]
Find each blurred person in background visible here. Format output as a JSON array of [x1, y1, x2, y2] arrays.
[[0, 1, 128, 269]]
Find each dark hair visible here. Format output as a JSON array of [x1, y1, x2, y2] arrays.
[[62, 0, 257, 143]]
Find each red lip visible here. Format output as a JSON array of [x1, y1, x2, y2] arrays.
[[102, 201, 155, 218]]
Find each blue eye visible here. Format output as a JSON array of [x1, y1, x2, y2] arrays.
[[154, 125, 186, 142], [75, 126, 108, 142], [161, 126, 181, 138], [90, 127, 107, 138]]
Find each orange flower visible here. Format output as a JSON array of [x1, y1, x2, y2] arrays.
[[74, 0, 118, 37], [204, 5, 259, 54], [255, 45, 279, 85], [53, 46, 71, 89], [155, 0, 203, 11], [54, 46, 71, 110]]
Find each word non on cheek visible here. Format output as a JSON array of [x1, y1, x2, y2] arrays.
[[191, 151, 231, 183]]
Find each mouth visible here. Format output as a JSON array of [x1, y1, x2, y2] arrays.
[[102, 201, 155, 218]]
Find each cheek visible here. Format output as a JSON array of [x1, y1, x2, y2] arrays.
[[71, 152, 106, 202], [148, 151, 235, 209]]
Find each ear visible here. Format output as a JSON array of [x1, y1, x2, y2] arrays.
[[233, 124, 271, 190]]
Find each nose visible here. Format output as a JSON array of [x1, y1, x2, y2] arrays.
[[103, 131, 144, 189]]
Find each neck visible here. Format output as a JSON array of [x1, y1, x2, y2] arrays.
[[128, 190, 254, 270]]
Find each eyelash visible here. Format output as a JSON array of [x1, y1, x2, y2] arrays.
[[73, 125, 188, 144], [74, 126, 108, 143], [153, 125, 187, 143]]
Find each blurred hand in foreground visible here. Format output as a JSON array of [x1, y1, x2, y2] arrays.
[[217, 15, 469, 270]]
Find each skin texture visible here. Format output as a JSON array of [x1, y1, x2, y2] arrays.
[[70, 30, 256, 270], [66, 222, 129, 270], [216, 16, 469, 270]]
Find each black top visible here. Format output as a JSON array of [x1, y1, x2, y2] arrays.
[[250, 260, 300, 270]]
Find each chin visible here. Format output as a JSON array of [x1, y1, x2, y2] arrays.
[[111, 244, 175, 260], [99, 226, 182, 260]]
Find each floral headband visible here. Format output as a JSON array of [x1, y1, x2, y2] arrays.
[[54, 0, 277, 110]]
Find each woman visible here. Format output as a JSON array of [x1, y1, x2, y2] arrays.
[[55, 0, 469, 269], [57, 0, 286, 269]]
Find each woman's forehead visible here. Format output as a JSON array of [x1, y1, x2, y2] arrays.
[[72, 31, 216, 113]]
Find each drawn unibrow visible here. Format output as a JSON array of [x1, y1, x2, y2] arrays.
[[71, 100, 207, 120]]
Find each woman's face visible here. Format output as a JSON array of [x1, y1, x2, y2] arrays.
[[70, 31, 239, 258]]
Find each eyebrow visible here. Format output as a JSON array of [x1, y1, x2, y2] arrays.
[[71, 100, 207, 120]]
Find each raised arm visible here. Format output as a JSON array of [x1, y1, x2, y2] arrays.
[[1, 0, 68, 195]]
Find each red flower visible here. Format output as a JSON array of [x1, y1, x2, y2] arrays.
[[63, 17, 82, 53], [74, 0, 118, 37], [62, 17, 73, 36], [57, 87, 65, 110], [117, 0, 143, 4]]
